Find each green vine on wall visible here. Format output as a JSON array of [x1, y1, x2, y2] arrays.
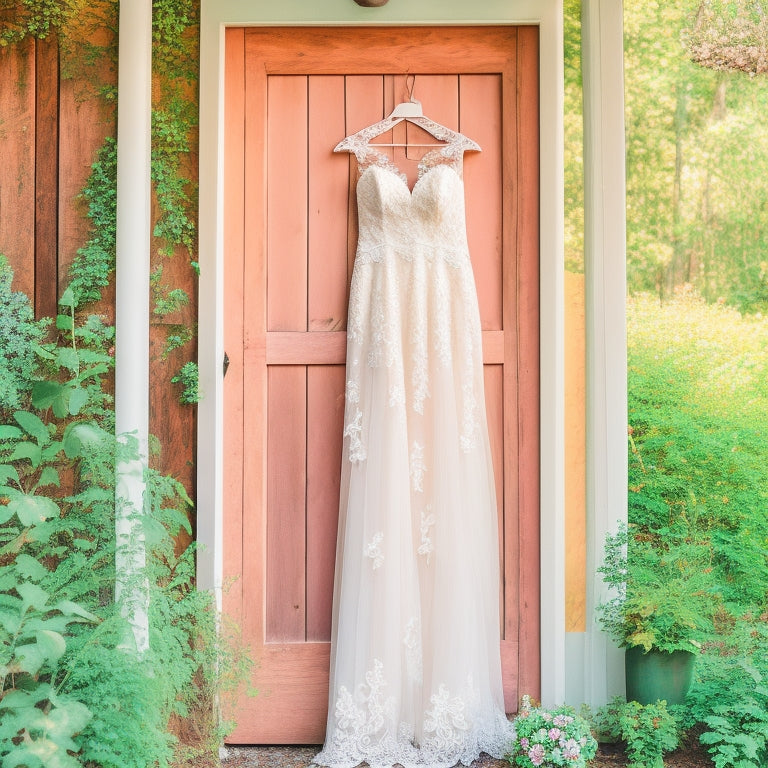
[[1, 0, 202, 404], [70, 138, 118, 308], [151, 0, 201, 404], [0, 0, 77, 45]]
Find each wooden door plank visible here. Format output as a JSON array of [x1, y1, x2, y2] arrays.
[[34, 34, 60, 319], [245, 27, 516, 74], [223, 28, 247, 623], [462, 74, 504, 332], [306, 365, 345, 641], [234, 644, 331, 744], [242, 28, 270, 645], [501, 57, 521, 652], [308, 76, 348, 332], [0, 40, 36, 299], [267, 75, 308, 332], [266, 365, 308, 642], [483, 363, 505, 623], [265, 329, 506, 365], [515, 24, 542, 700]]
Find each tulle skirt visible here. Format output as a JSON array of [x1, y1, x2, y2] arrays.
[[315, 244, 515, 768]]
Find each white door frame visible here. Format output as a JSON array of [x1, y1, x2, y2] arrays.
[[194, 0, 627, 707]]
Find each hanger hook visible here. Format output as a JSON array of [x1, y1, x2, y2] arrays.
[[406, 73, 416, 103]]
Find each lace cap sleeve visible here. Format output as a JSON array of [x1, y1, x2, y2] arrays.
[[335, 115, 480, 182]]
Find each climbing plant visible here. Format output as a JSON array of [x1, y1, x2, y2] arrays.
[[151, 0, 201, 403], [0, 0, 78, 45]]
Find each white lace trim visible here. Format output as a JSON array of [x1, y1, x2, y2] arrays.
[[403, 618, 423, 684], [314, 661, 516, 768], [409, 441, 426, 493], [417, 506, 435, 564], [344, 409, 367, 463], [364, 532, 384, 570]]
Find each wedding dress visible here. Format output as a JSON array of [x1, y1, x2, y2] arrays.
[[314, 125, 514, 768]]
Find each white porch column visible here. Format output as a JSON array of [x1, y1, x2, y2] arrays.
[[114, 0, 153, 655], [578, 0, 628, 705]]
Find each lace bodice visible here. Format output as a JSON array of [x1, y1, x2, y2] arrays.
[[354, 161, 470, 268]]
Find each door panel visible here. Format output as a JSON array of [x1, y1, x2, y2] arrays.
[[224, 25, 540, 744]]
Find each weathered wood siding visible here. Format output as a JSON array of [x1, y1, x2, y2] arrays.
[[0, 33, 198, 512]]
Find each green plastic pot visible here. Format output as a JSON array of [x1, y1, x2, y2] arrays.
[[625, 647, 696, 705]]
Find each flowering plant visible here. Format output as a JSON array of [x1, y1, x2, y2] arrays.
[[507, 696, 598, 768]]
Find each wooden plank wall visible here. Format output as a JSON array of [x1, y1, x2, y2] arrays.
[[0, 33, 198, 516], [0, 34, 112, 318]]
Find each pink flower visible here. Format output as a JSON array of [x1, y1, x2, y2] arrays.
[[528, 744, 546, 766], [548, 727, 561, 741], [553, 715, 569, 727], [519, 738, 529, 749], [562, 738, 581, 760]]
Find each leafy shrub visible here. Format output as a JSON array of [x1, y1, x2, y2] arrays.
[[628, 290, 768, 607], [686, 613, 768, 768], [0, 282, 237, 766], [598, 522, 716, 652], [627, 289, 768, 763], [592, 698, 679, 768]]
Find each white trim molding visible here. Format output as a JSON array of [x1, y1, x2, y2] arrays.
[[114, 0, 152, 654], [197, 0, 567, 705], [580, 0, 628, 707]]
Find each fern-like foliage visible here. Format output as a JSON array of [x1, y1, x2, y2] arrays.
[[0, 257, 46, 414]]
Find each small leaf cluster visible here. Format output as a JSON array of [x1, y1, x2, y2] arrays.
[[171, 362, 201, 405], [33, 287, 115, 427]]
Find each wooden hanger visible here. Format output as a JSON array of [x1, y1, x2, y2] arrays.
[[334, 75, 481, 153]]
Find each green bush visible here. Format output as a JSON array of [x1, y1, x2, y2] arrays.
[[628, 289, 768, 607], [592, 698, 680, 768], [0, 267, 236, 766], [627, 289, 768, 764], [686, 613, 768, 768], [598, 522, 716, 652]]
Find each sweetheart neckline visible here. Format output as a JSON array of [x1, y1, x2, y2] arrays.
[[359, 161, 463, 198]]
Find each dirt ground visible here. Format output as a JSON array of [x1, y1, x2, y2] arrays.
[[591, 732, 713, 768], [220, 737, 715, 767]]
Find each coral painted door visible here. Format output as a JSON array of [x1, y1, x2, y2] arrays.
[[223, 26, 540, 744]]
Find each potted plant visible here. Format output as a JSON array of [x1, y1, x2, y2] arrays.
[[597, 522, 717, 705]]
